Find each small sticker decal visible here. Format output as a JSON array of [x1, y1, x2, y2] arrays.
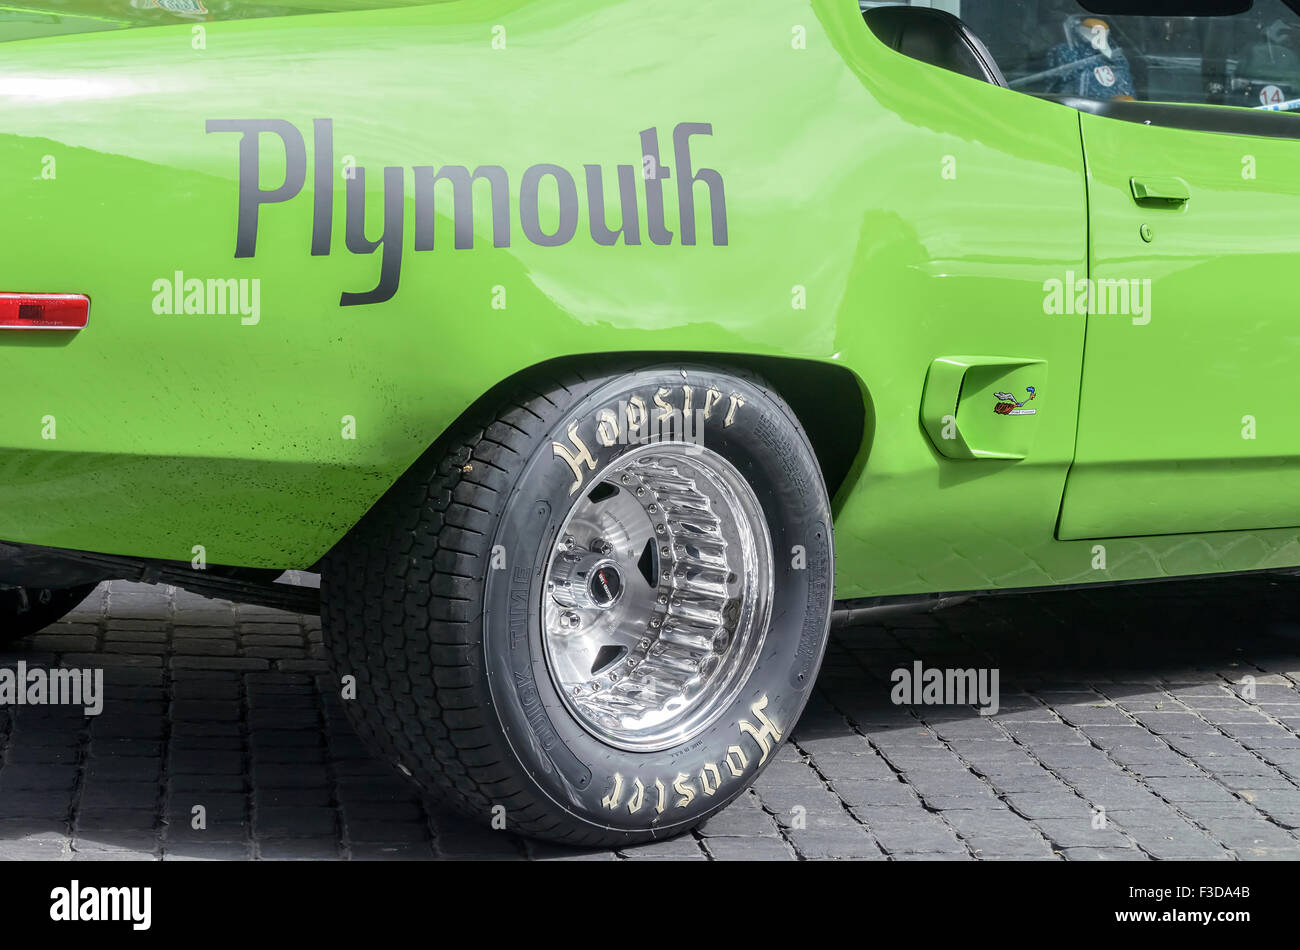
[[1094, 66, 1117, 88], [994, 387, 1037, 416], [1261, 84, 1286, 106]]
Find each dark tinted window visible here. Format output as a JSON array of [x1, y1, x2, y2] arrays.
[[864, 1, 1300, 110]]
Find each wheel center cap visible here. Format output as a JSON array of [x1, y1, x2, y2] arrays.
[[587, 562, 623, 608]]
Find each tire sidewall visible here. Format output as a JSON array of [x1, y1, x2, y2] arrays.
[[483, 366, 832, 836]]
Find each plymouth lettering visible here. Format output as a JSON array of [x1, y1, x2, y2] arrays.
[[207, 119, 729, 307]]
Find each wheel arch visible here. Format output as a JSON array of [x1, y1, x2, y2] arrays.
[[442, 352, 873, 510]]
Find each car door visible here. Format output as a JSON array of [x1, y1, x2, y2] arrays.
[[1057, 102, 1300, 539]]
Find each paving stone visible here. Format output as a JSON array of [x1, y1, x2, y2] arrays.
[[257, 838, 342, 860], [1059, 847, 1148, 861], [255, 806, 338, 837], [1142, 776, 1244, 804], [0, 764, 79, 791], [1031, 817, 1130, 849], [170, 751, 244, 774], [1237, 788, 1300, 817], [170, 773, 246, 794], [833, 779, 922, 809], [697, 798, 782, 837], [1197, 820, 1300, 853], [965, 834, 1055, 858], [1004, 792, 1093, 820], [79, 781, 160, 811], [1125, 830, 1231, 859], [1217, 772, 1297, 791], [0, 792, 72, 821], [944, 808, 1037, 837], [703, 836, 797, 860], [809, 751, 897, 783], [70, 849, 157, 861], [1053, 705, 1134, 727], [0, 835, 70, 859], [4, 745, 79, 765], [70, 831, 160, 854], [892, 851, 973, 860], [1028, 745, 1116, 771], [977, 770, 1066, 794], [753, 756, 827, 787], [787, 826, 885, 859], [347, 820, 429, 843], [868, 818, 964, 855], [617, 836, 709, 859], [75, 809, 159, 834], [163, 841, 254, 860], [347, 841, 439, 860], [170, 656, 270, 672]]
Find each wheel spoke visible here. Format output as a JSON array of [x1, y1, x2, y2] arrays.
[[541, 444, 773, 752]]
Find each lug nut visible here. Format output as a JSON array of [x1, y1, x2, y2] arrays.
[[559, 611, 581, 629]]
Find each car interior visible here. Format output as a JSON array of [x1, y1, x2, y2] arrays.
[[859, 1, 1300, 139]]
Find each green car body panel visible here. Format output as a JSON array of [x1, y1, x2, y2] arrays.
[[3, 0, 1299, 599]]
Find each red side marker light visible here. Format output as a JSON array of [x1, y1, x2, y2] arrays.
[[0, 293, 90, 330]]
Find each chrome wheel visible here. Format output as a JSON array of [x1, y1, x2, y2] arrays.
[[541, 443, 774, 752]]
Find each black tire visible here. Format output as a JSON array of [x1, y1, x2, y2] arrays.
[[321, 363, 834, 846], [0, 584, 98, 646]]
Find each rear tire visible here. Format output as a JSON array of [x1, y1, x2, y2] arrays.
[[321, 363, 834, 846], [0, 584, 97, 646]]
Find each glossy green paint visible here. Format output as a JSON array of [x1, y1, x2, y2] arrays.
[[3, 0, 1300, 598], [0, 0, 437, 45], [1060, 109, 1300, 540]]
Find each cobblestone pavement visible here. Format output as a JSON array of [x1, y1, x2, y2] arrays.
[[3, 573, 1300, 860]]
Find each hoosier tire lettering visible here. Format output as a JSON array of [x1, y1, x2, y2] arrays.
[[600, 695, 783, 815], [552, 382, 748, 495]]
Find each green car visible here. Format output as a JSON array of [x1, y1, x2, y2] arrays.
[[3, 0, 1300, 845]]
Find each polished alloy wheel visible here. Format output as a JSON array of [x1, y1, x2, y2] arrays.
[[542, 443, 774, 752]]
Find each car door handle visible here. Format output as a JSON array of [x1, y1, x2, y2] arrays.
[[1130, 176, 1190, 204]]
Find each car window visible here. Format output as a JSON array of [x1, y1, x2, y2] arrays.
[[862, 0, 1300, 112]]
